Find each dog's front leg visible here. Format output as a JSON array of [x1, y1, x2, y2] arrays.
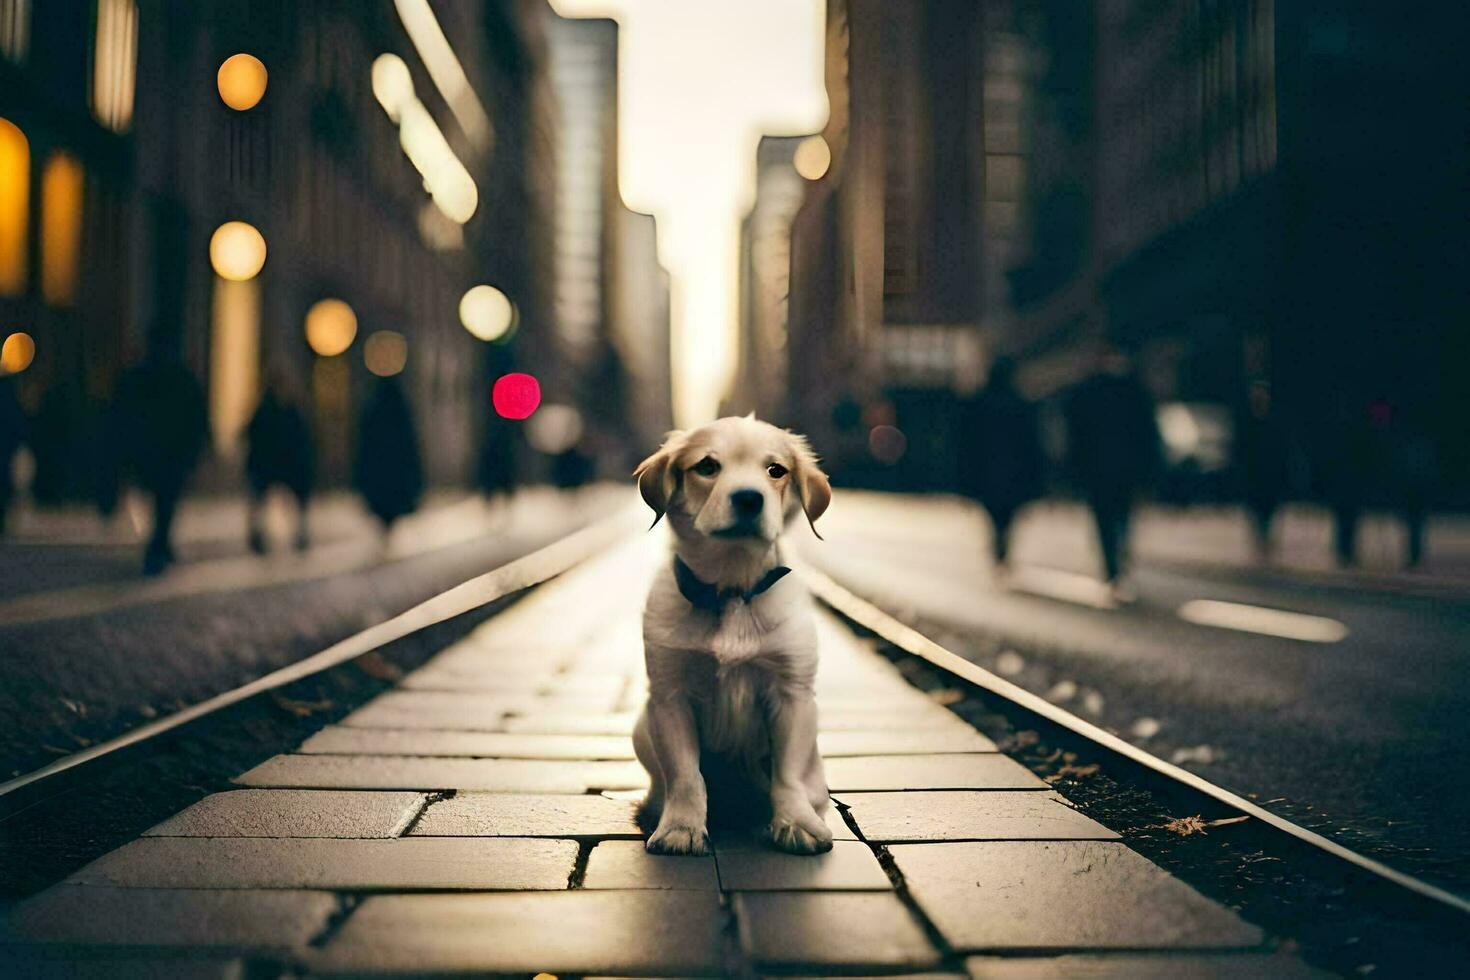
[[766, 687, 834, 854], [644, 692, 711, 855]]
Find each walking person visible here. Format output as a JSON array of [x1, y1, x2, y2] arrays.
[[1063, 345, 1161, 601], [110, 349, 208, 574], [353, 375, 423, 534], [963, 357, 1044, 577], [245, 373, 314, 553]]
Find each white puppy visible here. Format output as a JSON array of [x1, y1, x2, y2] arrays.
[[632, 416, 834, 855]]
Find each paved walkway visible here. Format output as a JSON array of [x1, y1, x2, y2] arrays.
[[1, 535, 1326, 977]]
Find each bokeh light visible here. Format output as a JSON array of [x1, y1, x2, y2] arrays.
[[526, 403, 583, 454], [459, 284, 516, 342], [868, 425, 907, 465], [216, 53, 268, 111], [209, 221, 267, 281], [793, 135, 831, 180], [371, 53, 414, 122], [492, 372, 541, 420], [1, 331, 36, 375], [304, 299, 358, 357], [364, 330, 408, 377]]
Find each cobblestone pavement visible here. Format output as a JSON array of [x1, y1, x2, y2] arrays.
[[0, 535, 1328, 977]]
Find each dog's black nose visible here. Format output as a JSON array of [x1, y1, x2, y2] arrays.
[[731, 489, 764, 518]]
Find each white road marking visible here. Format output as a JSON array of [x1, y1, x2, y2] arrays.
[[1176, 599, 1348, 643]]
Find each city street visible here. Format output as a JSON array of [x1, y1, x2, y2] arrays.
[[798, 493, 1470, 896], [1, 533, 1337, 977]]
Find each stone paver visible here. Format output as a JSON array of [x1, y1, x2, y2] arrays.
[[734, 892, 940, 969], [582, 840, 720, 890], [409, 792, 643, 838], [964, 953, 1332, 978], [715, 839, 890, 891], [313, 891, 727, 975], [503, 711, 640, 735], [840, 790, 1118, 842], [299, 726, 637, 759], [339, 690, 621, 729], [892, 842, 1263, 951], [819, 727, 998, 755], [825, 753, 1048, 791], [4, 886, 336, 949], [400, 668, 628, 696], [235, 753, 646, 792], [67, 836, 577, 891], [143, 789, 424, 838]]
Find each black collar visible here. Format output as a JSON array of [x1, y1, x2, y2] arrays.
[[674, 556, 791, 613]]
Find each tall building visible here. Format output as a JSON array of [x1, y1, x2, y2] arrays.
[[541, 10, 671, 470], [731, 136, 810, 421], [0, 0, 561, 499], [784, 0, 988, 487]]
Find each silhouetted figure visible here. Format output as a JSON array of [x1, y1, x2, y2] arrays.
[[552, 443, 595, 491], [111, 355, 208, 574], [353, 377, 423, 533], [477, 416, 520, 503], [1063, 348, 1161, 594], [963, 358, 1044, 570], [1240, 382, 1289, 558], [0, 376, 24, 536], [245, 376, 314, 553], [1395, 427, 1438, 568]]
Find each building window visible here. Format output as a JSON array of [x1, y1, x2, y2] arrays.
[[0, 117, 27, 297], [90, 0, 138, 133], [41, 151, 84, 308], [0, 0, 30, 63]]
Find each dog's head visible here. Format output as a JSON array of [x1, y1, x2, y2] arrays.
[[634, 416, 831, 546]]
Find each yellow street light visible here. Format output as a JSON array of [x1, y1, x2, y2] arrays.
[[459, 284, 516, 342], [364, 330, 407, 377], [1, 332, 36, 375], [217, 53, 268, 111], [793, 135, 831, 181], [305, 299, 358, 357], [209, 221, 267, 281]]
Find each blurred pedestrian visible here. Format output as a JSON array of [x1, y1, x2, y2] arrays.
[[245, 373, 314, 553], [0, 375, 25, 536], [1240, 381, 1289, 558], [962, 357, 1044, 574], [353, 375, 423, 533], [1063, 346, 1161, 599], [110, 351, 208, 574]]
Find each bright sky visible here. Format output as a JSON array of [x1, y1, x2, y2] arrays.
[[550, 0, 827, 428]]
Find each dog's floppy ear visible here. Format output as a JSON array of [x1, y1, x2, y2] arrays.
[[633, 430, 685, 526], [788, 433, 832, 539]]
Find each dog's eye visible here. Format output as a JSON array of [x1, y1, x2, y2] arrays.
[[691, 456, 721, 477], [766, 463, 789, 479]]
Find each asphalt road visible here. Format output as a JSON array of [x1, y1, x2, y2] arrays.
[[0, 485, 628, 780], [797, 492, 1470, 898]]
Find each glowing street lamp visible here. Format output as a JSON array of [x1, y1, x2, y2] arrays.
[[0, 331, 35, 375], [459, 284, 515, 342], [793, 135, 831, 181], [217, 54, 268, 111], [209, 221, 266, 281], [305, 299, 358, 357]]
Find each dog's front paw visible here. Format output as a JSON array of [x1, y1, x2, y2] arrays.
[[646, 821, 711, 856], [765, 815, 834, 855]]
